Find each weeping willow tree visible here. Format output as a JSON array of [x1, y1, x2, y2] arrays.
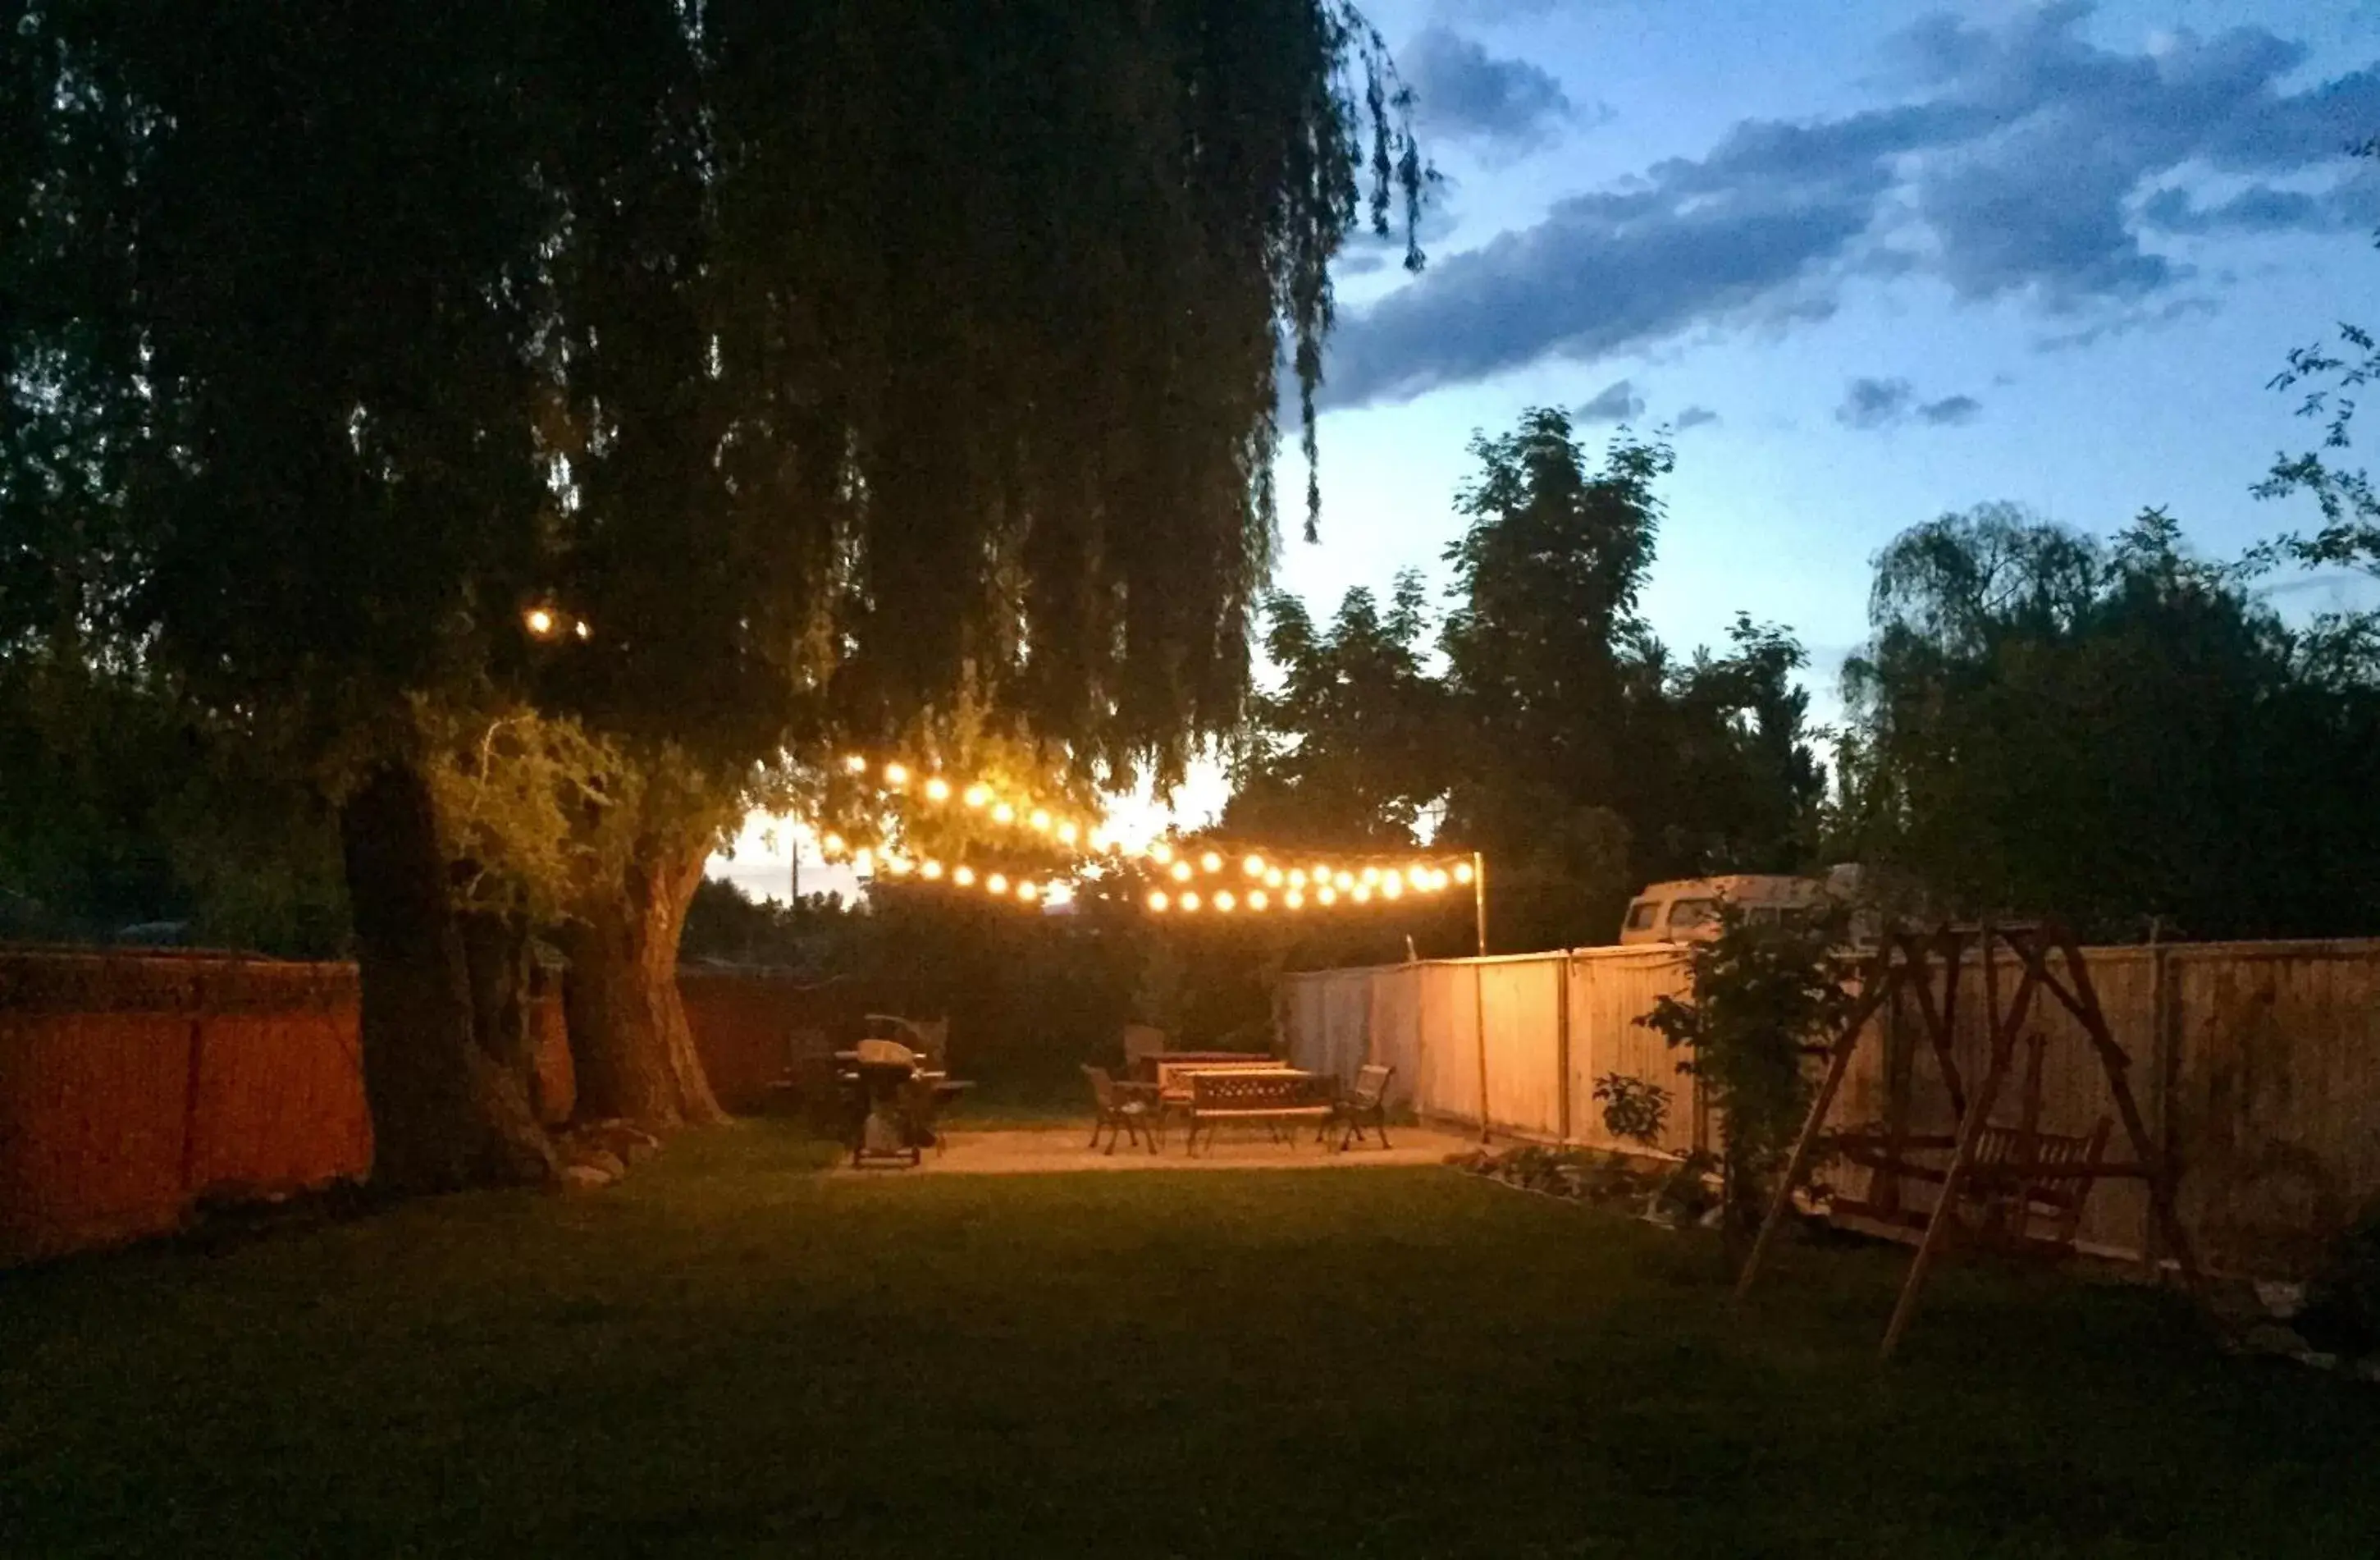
[[7, 2, 1426, 1187]]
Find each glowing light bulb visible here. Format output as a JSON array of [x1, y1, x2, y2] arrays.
[[964, 784, 991, 808], [1454, 861, 1476, 885], [885, 855, 914, 876], [1016, 881, 1039, 904], [1407, 866, 1429, 890], [524, 606, 556, 638], [952, 865, 975, 887], [1247, 890, 1268, 911], [1149, 841, 1175, 864], [1353, 882, 1373, 904], [1242, 854, 1266, 877], [921, 859, 944, 881], [1361, 866, 1382, 885], [1381, 875, 1403, 900], [843, 754, 869, 775], [1180, 890, 1201, 912], [1318, 885, 1339, 906], [925, 777, 952, 803], [882, 762, 909, 787], [1148, 890, 1171, 913], [986, 873, 1008, 895], [1287, 869, 1307, 889], [573, 619, 592, 640], [1170, 861, 1193, 883], [1334, 871, 1354, 891], [1312, 863, 1332, 885], [1057, 822, 1079, 846], [1200, 851, 1222, 874], [1213, 890, 1236, 913], [821, 832, 846, 856], [993, 802, 1016, 824], [1264, 868, 1285, 889], [1030, 809, 1052, 833], [1286, 890, 1305, 910]]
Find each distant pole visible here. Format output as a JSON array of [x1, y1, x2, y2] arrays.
[[1471, 850, 1488, 957], [790, 842, 801, 906]]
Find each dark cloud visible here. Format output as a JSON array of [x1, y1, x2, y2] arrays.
[[1674, 405, 1720, 430], [1403, 26, 1583, 149], [1319, 6, 2380, 407], [1835, 377, 1980, 430], [1574, 378, 1644, 423], [1837, 377, 1915, 430]]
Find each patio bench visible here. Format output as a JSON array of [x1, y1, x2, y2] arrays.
[[1182, 1068, 1332, 1155]]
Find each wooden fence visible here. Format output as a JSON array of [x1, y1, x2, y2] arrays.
[[0, 949, 852, 1265], [1281, 937, 2380, 1277]]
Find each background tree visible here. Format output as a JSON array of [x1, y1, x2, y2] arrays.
[[1225, 571, 1450, 847], [1836, 503, 2380, 939]]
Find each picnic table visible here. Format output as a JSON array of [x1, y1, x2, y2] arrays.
[[1175, 1065, 1332, 1156]]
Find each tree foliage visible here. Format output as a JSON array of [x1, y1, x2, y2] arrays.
[[1638, 903, 1851, 1239], [1836, 503, 2380, 939]]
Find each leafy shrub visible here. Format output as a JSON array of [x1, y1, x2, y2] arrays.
[[1592, 1072, 1671, 1148]]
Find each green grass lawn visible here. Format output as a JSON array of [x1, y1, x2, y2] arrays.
[[4, 1123, 2377, 1558]]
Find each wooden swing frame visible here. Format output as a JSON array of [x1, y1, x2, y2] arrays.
[[1737, 922, 2204, 1359]]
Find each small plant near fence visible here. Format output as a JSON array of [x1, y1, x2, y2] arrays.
[[1592, 1072, 1670, 1149], [1636, 900, 1852, 1251]]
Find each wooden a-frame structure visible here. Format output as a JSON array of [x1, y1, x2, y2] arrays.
[[1737, 922, 2204, 1359]]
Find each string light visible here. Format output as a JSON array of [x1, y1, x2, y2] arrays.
[[1318, 885, 1339, 906], [1361, 866, 1382, 885], [921, 860, 945, 881], [1030, 809, 1053, 833], [1286, 890, 1305, 910], [524, 606, 558, 638], [1289, 869, 1308, 889], [964, 784, 992, 809], [843, 755, 869, 775], [1214, 890, 1236, 913], [1149, 841, 1175, 864], [1170, 861, 1193, 883], [882, 762, 910, 788], [1179, 890, 1202, 912], [1352, 882, 1374, 904], [992, 802, 1016, 824], [1334, 871, 1355, 891], [1248, 890, 1268, 911], [821, 832, 846, 856], [1057, 822, 1080, 846], [952, 865, 975, 887], [1201, 851, 1223, 874], [925, 777, 952, 803], [986, 872, 1008, 896], [1264, 868, 1286, 889], [1016, 881, 1039, 904], [1242, 853, 1266, 877], [1381, 875, 1403, 900], [1455, 861, 1476, 885]]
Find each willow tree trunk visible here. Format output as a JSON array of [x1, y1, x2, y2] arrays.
[[340, 762, 557, 1192], [562, 831, 725, 1130]]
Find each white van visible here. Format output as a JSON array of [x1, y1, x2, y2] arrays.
[[1618, 869, 1866, 945]]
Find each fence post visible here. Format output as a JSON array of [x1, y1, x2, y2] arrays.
[[2145, 924, 2175, 1277], [1473, 961, 1490, 1143], [1555, 954, 1573, 1144]]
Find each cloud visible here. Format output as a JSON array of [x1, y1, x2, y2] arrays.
[[1574, 378, 1644, 423], [1319, 5, 2380, 407], [1836, 377, 1916, 430], [1674, 405, 1720, 430], [1835, 377, 1980, 430], [1403, 26, 1584, 150]]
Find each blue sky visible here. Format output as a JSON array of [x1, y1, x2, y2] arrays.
[[715, 0, 2380, 903]]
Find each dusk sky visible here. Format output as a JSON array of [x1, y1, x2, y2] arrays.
[[718, 0, 2380, 903]]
